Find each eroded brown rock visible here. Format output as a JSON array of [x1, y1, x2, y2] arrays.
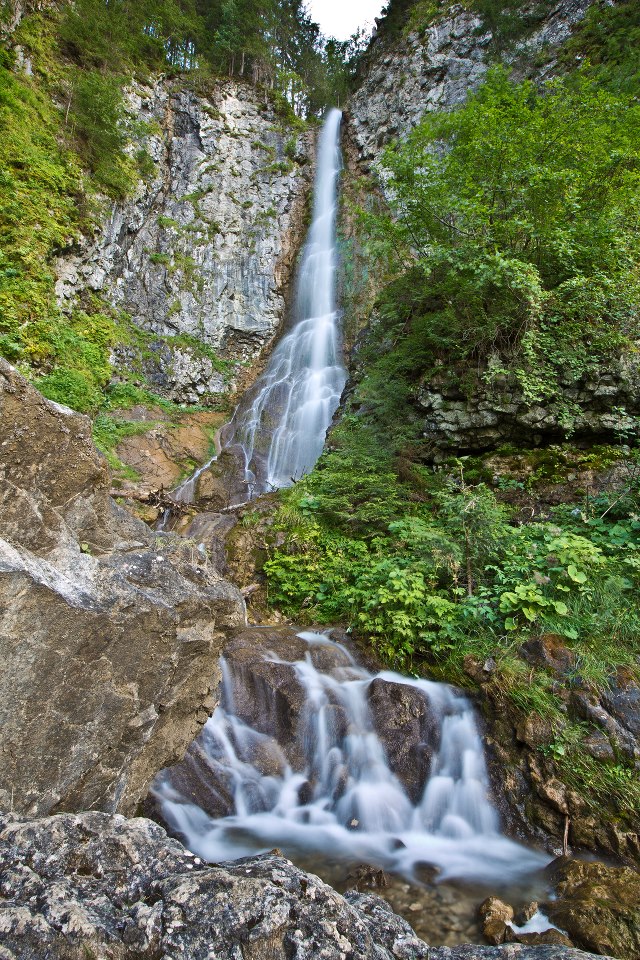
[[547, 858, 640, 960], [367, 678, 440, 804]]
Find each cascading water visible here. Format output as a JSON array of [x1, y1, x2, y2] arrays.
[[220, 108, 346, 497], [162, 108, 345, 512], [152, 631, 548, 887]]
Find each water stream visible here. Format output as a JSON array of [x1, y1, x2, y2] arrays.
[[220, 107, 346, 498], [151, 111, 553, 942], [160, 107, 346, 521], [153, 631, 548, 893]]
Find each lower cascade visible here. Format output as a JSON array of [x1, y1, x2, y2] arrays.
[[152, 630, 547, 886]]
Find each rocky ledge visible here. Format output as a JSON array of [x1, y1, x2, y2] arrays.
[[0, 811, 609, 960], [0, 359, 245, 817]]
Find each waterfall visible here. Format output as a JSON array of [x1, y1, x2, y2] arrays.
[[152, 631, 547, 886], [219, 108, 347, 498]]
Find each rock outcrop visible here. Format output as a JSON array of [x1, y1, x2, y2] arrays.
[[0, 811, 609, 960], [349, 0, 593, 167], [0, 359, 246, 817], [55, 79, 313, 402], [416, 356, 640, 454], [344, 1, 640, 454], [547, 858, 640, 960]]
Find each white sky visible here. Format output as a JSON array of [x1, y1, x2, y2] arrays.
[[306, 0, 387, 41]]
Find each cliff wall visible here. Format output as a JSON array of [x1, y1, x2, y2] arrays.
[[55, 79, 313, 403]]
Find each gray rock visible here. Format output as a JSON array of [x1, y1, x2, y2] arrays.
[[0, 359, 246, 817], [0, 812, 605, 960], [0, 812, 423, 960], [430, 948, 607, 960], [349, 1, 594, 169], [54, 79, 313, 402]]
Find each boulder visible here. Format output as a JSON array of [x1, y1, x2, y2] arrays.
[[0, 812, 608, 960], [0, 360, 246, 817], [547, 858, 640, 960], [367, 678, 440, 804], [521, 636, 576, 676], [0, 811, 429, 960]]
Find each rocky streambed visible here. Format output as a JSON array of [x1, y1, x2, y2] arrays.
[[144, 626, 639, 960]]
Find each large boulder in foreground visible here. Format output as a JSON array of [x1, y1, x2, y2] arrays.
[[0, 812, 607, 960], [0, 359, 245, 817]]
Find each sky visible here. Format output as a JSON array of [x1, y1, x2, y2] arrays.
[[306, 0, 387, 41]]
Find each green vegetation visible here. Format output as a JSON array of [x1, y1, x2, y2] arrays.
[[361, 68, 640, 425], [0, 0, 360, 418], [558, 0, 640, 94]]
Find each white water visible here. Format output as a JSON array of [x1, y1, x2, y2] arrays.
[[154, 632, 547, 886], [219, 108, 347, 498]]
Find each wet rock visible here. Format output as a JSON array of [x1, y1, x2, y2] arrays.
[[113, 409, 223, 502], [483, 919, 509, 945], [153, 740, 235, 821], [367, 678, 440, 803], [479, 897, 514, 924], [0, 811, 433, 960], [516, 902, 540, 925], [345, 865, 389, 892], [0, 360, 245, 817], [546, 858, 640, 960], [513, 932, 575, 948], [193, 445, 252, 510], [479, 897, 513, 944], [183, 511, 238, 574]]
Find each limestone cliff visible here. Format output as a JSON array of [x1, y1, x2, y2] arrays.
[[0, 358, 246, 817], [348, 0, 593, 167], [55, 78, 313, 403], [343, 0, 640, 452]]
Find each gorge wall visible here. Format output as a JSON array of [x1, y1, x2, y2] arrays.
[[55, 79, 314, 403], [348, 0, 594, 166], [343, 0, 640, 451]]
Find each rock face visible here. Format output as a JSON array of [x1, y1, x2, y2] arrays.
[[349, 1, 593, 167], [416, 358, 640, 454], [345, 1, 640, 454], [0, 0, 55, 39], [0, 359, 246, 817], [466, 644, 640, 863], [0, 812, 431, 960], [0, 811, 608, 960], [55, 79, 313, 402]]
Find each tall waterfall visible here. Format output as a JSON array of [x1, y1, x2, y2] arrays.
[[153, 632, 547, 886], [220, 108, 347, 498]]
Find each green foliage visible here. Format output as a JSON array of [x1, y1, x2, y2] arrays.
[[558, 0, 640, 94], [91, 412, 153, 477], [363, 68, 640, 423], [68, 68, 135, 198]]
